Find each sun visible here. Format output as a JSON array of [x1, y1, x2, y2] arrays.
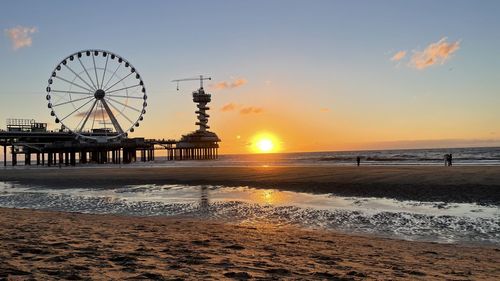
[[250, 133, 280, 153], [256, 139, 274, 152]]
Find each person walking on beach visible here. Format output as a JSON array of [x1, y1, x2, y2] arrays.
[[444, 154, 453, 166], [356, 156, 361, 166]]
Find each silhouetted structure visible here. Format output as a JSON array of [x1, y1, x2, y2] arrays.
[[165, 76, 221, 160], [1, 53, 221, 166]]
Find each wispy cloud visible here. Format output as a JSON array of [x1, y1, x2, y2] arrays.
[[220, 103, 263, 115], [4, 26, 37, 50], [240, 106, 263, 115], [390, 50, 406, 61], [410, 37, 460, 69], [220, 103, 237, 112], [74, 107, 118, 121], [211, 78, 247, 90], [320, 108, 330, 113]]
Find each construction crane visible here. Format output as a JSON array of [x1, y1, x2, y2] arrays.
[[172, 75, 212, 91]]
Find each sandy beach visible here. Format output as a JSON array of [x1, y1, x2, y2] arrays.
[[1, 166, 500, 205], [0, 207, 498, 280], [1, 166, 499, 280]]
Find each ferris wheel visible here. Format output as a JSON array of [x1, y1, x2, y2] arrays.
[[45, 49, 147, 142]]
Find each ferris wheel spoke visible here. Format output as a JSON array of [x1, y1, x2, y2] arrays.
[[59, 98, 95, 122], [100, 101, 108, 135], [102, 63, 121, 90], [104, 72, 133, 93], [105, 97, 141, 113], [52, 95, 93, 107], [101, 99, 124, 134], [91, 100, 99, 135], [106, 84, 141, 95], [64, 64, 96, 92], [51, 92, 72, 105], [76, 99, 98, 132], [92, 53, 100, 89], [51, 89, 93, 95], [105, 98, 134, 124], [106, 94, 143, 99], [101, 55, 109, 90], [54, 76, 94, 93], [77, 57, 98, 90]]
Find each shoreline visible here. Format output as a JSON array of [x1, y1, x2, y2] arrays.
[[0, 207, 498, 280], [1, 166, 500, 205]]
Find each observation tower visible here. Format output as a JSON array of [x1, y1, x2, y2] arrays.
[[170, 76, 221, 160]]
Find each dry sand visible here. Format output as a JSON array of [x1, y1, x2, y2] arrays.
[[1, 166, 500, 204], [0, 208, 499, 280]]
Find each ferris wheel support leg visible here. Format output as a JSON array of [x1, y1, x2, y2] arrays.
[[3, 145, 6, 167], [70, 152, 76, 166], [12, 148, 17, 166], [80, 151, 86, 164], [58, 152, 63, 167]]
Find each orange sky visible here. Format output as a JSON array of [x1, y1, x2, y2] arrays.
[[1, 2, 500, 155]]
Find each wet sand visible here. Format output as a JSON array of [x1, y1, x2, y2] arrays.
[[1, 166, 500, 205], [0, 208, 498, 280]]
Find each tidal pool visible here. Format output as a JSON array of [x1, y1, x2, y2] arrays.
[[0, 182, 498, 245]]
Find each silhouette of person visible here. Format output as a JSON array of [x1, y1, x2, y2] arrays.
[[356, 156, 361, 166], [444, 154, 453, 166]]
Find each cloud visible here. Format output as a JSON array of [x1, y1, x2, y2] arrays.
[[74, 107, 119, 121], [220, 103, 263, 114], [240, 106, 263, 114], [410, 37, 460, 69], [220, 103, 237, 112], [320, 108, 330, 113], [4, 26, 37, 50], [390, 50, 406, 61], [211, 78, 247, 90]]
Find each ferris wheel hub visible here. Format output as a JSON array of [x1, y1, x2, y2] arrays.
[[94, 89, 105, 100]]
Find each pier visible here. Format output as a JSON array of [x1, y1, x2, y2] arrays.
[[0, 126, 219, 167]]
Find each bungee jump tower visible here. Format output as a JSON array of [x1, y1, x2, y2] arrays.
[[166, 76, 221, 160]]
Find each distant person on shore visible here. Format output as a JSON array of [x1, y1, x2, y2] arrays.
[[356, 156, 361, 166], [444, 154, 453, 166]]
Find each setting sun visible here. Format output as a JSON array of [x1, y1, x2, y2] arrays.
[[256, 139, 274, 152], [250, 133, 281, 153]]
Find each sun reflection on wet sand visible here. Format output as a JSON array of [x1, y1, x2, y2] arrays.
[[250, 189, 290, 205]]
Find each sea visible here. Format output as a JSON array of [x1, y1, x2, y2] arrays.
[[147, 146, 500, 167]]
